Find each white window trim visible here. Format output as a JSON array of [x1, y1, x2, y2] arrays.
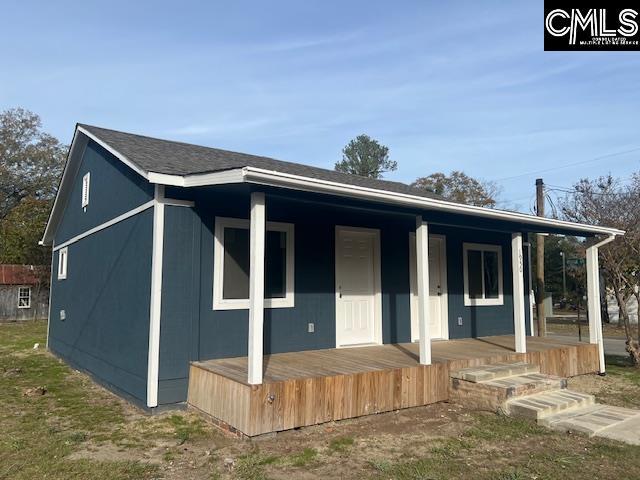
[[17, 286, 31, 309], [82, 172, 90, 209], [58, 247, 68, 280], [462, 242, 504, 307], [213, 216, 294, 310]]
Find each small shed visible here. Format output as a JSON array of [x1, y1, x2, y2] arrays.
[[0, 265, 49, 322]]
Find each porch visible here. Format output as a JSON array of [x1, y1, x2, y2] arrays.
[[187, 335, 599, 436]]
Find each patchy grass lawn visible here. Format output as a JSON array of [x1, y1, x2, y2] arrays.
[[570, 355, 640, 409], [2, 321, 640, 480]]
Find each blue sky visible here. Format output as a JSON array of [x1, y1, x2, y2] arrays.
[[2, 0, 639, 212]]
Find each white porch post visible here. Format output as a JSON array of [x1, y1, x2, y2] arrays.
[[415, 216, 431, 365], [147, 185, 165, 408], [511, 233, 526, 353], [248, 192, 266, 385], [586, 244, 605, 374]]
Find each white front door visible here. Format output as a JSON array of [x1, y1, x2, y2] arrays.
[[335, 226, 382, 347], [410, 234, 448, 341]]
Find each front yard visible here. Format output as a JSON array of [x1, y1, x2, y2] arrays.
[[1, 321, 640, 480]]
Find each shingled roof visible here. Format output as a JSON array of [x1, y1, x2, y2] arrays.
[[78, 124, 444, 201], [41, 123, 626, 246]]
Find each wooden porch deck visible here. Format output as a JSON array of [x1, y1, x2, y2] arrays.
[[188, 336, 599, 436]]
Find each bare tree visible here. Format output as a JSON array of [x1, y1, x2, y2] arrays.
[[412, 171, 501, 208], [560, 174, 640, 365]]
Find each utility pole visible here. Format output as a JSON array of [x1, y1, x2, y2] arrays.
[[535, 178, 546, 336], [560, 251, 567, 298]]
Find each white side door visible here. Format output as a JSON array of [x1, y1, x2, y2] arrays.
[[335, 227, 381, 347], [410, 234, 448, 341]]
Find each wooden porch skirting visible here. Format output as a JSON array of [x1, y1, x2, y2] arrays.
[[187, 336, 599, 436]]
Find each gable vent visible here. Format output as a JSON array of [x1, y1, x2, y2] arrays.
[[81, 172, 90, 209]]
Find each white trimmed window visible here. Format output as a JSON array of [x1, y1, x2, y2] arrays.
[[463, 243, 503, 306], [18, 287, 31, 309], [58, 247, 68, 280], [213, 216, 294, 310], [82, 172, 90, 209]]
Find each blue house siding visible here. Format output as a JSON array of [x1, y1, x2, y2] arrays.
[[185, 188, 416, 362], [48, 138, 156, 406], [163, 187, 528, 366], [48, 210, 153, 405], [429, 226, 516, 339], [157, 205, 201, 405], [54, 140, 154, 245]]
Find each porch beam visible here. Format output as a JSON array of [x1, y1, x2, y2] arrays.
[[511, 233, 526, 353], [415, 216, 431, 365], [248, 192, 266, 384]]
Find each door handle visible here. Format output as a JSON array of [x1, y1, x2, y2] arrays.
[[338, 285, 342, 299]]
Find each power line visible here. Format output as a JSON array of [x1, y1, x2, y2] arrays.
[[545, 185, 632, 197], [492, 146, 640, 182]]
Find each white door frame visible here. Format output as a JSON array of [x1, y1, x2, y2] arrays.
[[409, 233, 449, 341], [335, 225, 383, 348]]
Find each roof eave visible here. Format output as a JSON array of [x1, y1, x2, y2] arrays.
[[240, 167, 625, 237], [41, 126, 624, 247]]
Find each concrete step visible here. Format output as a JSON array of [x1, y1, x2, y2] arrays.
[[541, 404, 640, 438], [450, 370, 566, 412], [504, 389, 595, 420], [597, 414, 640, 445], [451, 362, 539, 383], [482, 373, 567, 397]]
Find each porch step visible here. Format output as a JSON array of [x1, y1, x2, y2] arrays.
[[450, 362, 539, 383], [504, 389, 595, 420], [449, 364, 565, 412], [482, 372, 567, 396]]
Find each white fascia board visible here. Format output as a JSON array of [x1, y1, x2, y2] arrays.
[[147, 168, 246, 187], [77, 126, 149, 180], [183, 168, 246, 187], [241, 167, 625, 237], [147, 172, 184, 186], [41, 130, 88, 245]]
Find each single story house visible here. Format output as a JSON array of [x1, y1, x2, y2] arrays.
[[0, 265, 49, 322], [41, 124, 623, 424]]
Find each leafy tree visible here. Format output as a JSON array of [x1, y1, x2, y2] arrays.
[[560, 174, 640, 365], [411, 171, 500, 208], [0, 108, 66, 221], [335, 134, 396, 179], [0, 198, 52, 265], [0, 108, 66, 274]]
